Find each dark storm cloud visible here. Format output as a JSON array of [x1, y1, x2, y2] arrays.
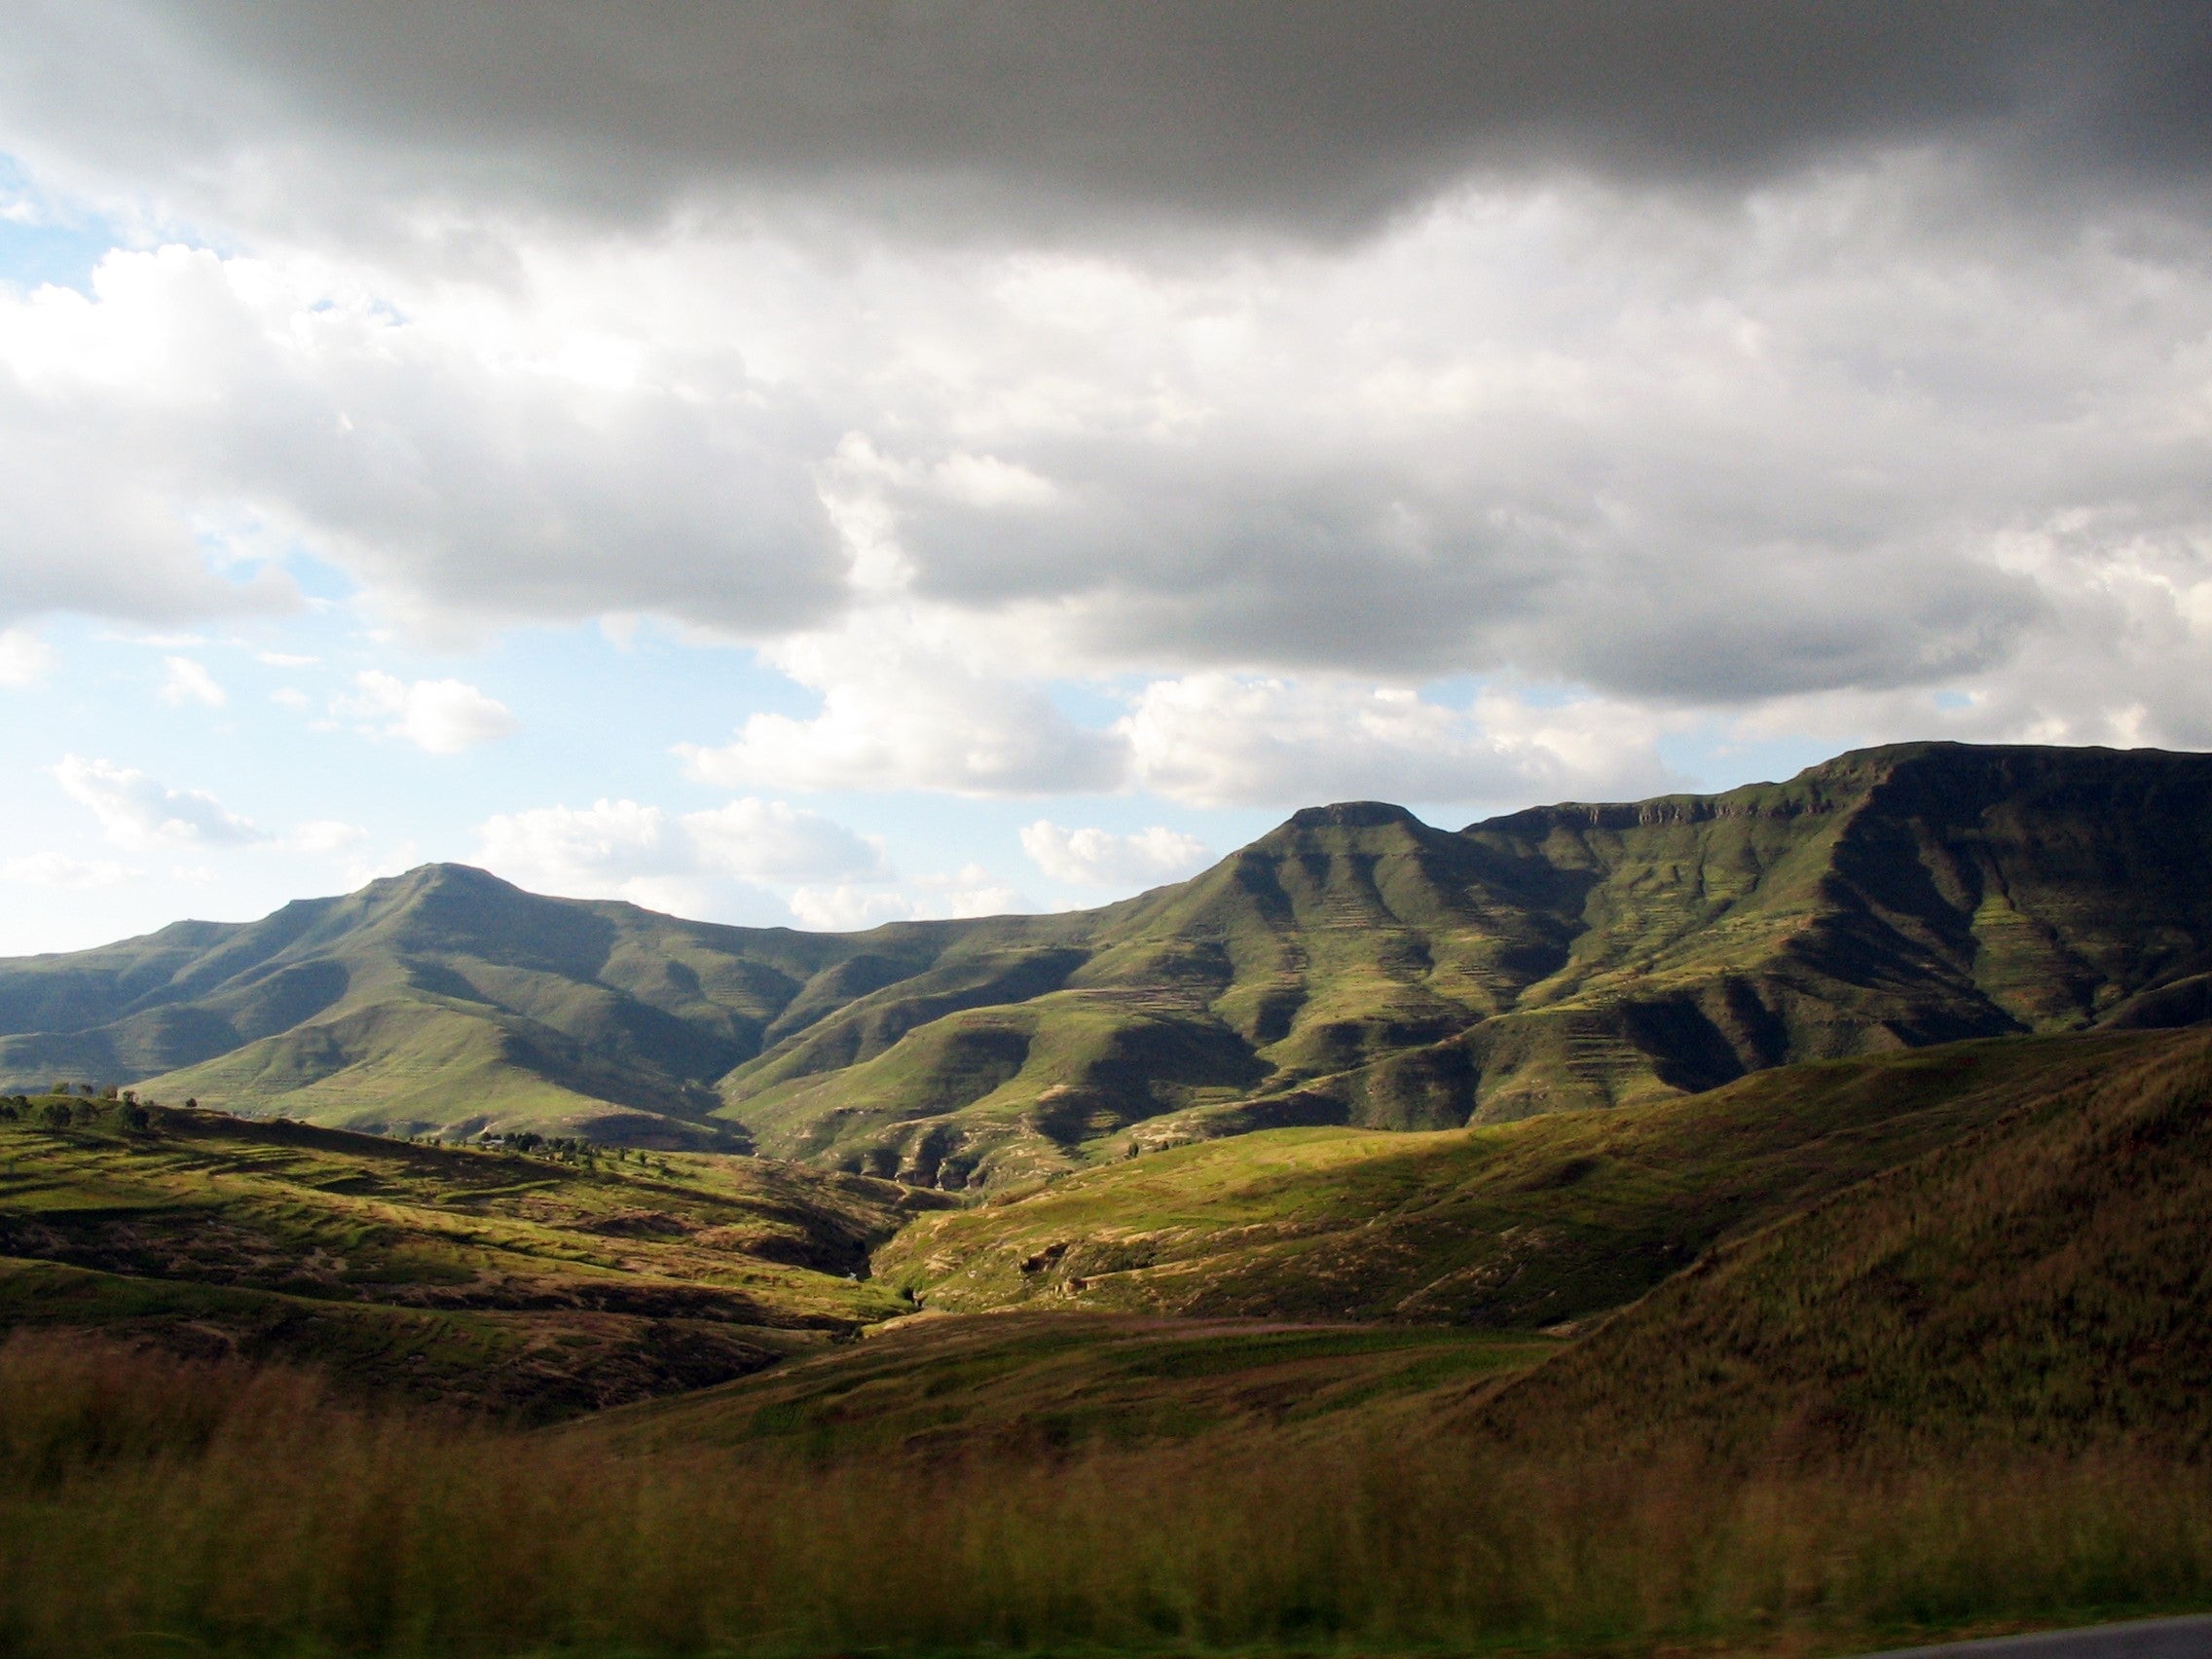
[[3, 1, 2208, 237], [4, 0, 2211, 781]]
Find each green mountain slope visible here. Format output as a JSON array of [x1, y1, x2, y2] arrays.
[[1472, 1021, 2212, 1458], [872, 1028, 2183, 1323], [0, 864, 1054, 1144], [3, 741, 2209, 1166], [722, 742, 2212, 1183], [0, 1092, 933, 1416]]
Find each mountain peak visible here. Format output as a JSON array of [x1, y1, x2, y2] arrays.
[[388, 862, 508, 888], [1283, 801, 1422, 831], [363, 862, 525, 903]]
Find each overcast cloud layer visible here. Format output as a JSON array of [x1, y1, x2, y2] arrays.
[[0, 3, 2205, 945]]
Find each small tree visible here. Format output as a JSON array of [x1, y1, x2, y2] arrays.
[[184, 1097, 199, 1110], [40, 1101, 72, 1130]]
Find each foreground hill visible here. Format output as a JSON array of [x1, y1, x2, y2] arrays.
[[581, 1312, 1556, 1461], [0, 1095, 930, 1415], [1473, 1020, 2212, 1458], [872, 1029, 2178, 1324], [13, 1014, 2212, 1658], [576, 1024, 2212, 1466], [3, 741, 2210, 1179]]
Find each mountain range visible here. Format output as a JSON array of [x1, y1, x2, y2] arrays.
[[5, 739, 2211, 1188]]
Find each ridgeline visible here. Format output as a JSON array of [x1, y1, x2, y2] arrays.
[[3, 741, 2209, 1185]]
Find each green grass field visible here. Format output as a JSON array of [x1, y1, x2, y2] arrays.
[[0, 1093, 929, 1413]]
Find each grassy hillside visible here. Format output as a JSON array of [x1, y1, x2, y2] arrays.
[[5, 741, 2211, 1170], [725, 742, 2212, 1183], [1473, 1021, 2212, 1459], [0, 862, 1076, 1144], [9, 1023, 2212, 1654], [0, 1091, 930, 1416], [580, 1310, 1556, 1460], [875, 1028, 2176, 1324]]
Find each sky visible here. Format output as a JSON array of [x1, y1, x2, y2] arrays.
[[0, 1, 2207, 954]]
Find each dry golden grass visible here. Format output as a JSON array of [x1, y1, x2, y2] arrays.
[[5, 1329, 2212, 1658]]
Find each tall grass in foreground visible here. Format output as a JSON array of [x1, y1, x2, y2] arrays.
[[5, 1333, 2212, 1658]]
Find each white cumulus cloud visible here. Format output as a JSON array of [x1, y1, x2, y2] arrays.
[[1021, 821, 1210, 888], [49, 755, 263, 850], [790, 863, 1034, 930], [0, 853, 136, 889], [677, 621, 1123, 796], [287, 819, 369, 856], [157, 654, 225, 707], [337, 671, 517, 754], [787, 885, 923, 932], [1117, 674, 1679, 810], [681, 798, 891, 884], [912, 864, 1033, 919], [473, 795, 888, 917], [0, 628, 54, 687]]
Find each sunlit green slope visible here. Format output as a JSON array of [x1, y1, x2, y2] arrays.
[[873, 1028, 2171, 1322], [0, 1091, 930, 1416], [0, 863, 1055, 1144]]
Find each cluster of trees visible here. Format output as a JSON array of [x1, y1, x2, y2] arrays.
[[471, 1131, 674, 1174], [0, 1088, 158, 1132], [483, 1131, 598, 1162]]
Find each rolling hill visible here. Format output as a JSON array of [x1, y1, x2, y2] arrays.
[[0, 863, 1079, 1148], [870, 1029, 2186, 1325], [3, 740, 2210, 1182], [1469, 1019, 2212, 1459], [0, 1092, 933, 1416], [578, 1311, 1557, 1461]]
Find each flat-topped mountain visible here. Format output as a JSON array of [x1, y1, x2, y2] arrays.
[[4, 740, 2210, 1179]]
